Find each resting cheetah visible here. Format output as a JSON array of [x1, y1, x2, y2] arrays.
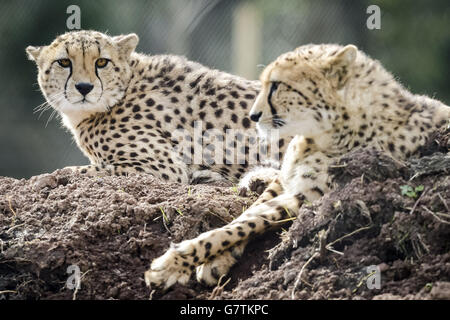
[[27, 30, 283, 183], [145, 44, 450, 289]]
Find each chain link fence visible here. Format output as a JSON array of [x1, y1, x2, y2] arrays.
[[0, 0, 448, 178]]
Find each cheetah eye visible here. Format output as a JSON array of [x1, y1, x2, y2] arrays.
[[95, 58, 109, 69], [57, 59, 71, 68]]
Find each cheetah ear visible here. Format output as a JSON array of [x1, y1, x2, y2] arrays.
[[26, 45, 44, 62], [113, 33, 139, 57], [325, 45, 357, 88]]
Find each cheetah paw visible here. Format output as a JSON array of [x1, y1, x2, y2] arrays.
[[144, 241, 199, 290], [196, 252, 235, 286], [196, 242, 246, 286], [239, 166, 280, 195]]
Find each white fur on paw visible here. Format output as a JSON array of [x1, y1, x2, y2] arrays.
[[239, 166, 280, 193], [195, 242, 247, 286], [144, 242, 196, 290], [196, 251, 236, 286]]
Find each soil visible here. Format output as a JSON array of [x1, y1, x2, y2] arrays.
[[1, 127, 449, 300]]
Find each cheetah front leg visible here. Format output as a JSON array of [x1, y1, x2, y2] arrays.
[[194, 178, 284, 285], [144, 178, 283, 288], [145, 187, 304, 289], [145, 135, 329, 289]]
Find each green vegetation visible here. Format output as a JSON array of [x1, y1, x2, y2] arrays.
[[400, 185, 424, 199]]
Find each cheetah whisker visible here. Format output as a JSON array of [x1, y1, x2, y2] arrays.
[[34, 92, 65, 120]]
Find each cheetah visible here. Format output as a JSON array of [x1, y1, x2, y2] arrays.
[[27, 30, 284, 184], [145, 44, 450, 289]]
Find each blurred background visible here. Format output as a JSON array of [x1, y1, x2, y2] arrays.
[[0, 0, 448, 178]]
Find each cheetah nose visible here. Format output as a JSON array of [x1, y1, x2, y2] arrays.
[[250, 112, 262, 122], [75, 82, 94, 96]]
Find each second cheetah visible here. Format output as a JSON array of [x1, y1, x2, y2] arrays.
[[145, 44, 450, 289]]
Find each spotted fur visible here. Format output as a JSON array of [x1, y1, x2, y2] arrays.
[[145, 44, 450, 289], [27, 30, 282, 183]]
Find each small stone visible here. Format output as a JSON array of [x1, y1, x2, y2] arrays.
[[378, 262, 389, 272], [33, 174, 57, 190]]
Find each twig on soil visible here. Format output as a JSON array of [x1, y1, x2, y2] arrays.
[[411, 237, 423, 259], [8, 197, 18, 226], [259, 215, 297, 225], [207, 210, 233, 224], [8, 197, 17, 217], [416, 233, 430, 254], [209, 275, 231, 300], [0, 290, 17, 295], [353, 270, 377, 294], [326, 247, 344, 256], [409, 187, 428, 215], [6, 223, 25, 233], [275, 217, 297, 224], [72, 269, 91, 300], [326, 225, 372, 252], [162, 218, 172, 235], [318, 229, 328, 262], [160, 207, 169, 223], [159, 207, 172, 235], [16, 280, 33, 292], [0, 257, 32, 264], [437, 193, 449, 212], [0, 239, 3, 253], [409, 172, 420, 181], [331, 257, 340, 269], [291, 252, 319, 299], [291, 225, 372, 299], [73, 286, 79, 300], [422, 205, 450, 225], [435, 212, 450, 219]]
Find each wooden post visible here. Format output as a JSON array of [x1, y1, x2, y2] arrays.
[[232, 2, 262, 80]]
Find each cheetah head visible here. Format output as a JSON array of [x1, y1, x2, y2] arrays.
[[250, 44, 357, 140], [26, 30, 138, 126]]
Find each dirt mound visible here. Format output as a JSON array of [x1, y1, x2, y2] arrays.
[[1, 128, 449, 300], [0, 170, 257, 299]]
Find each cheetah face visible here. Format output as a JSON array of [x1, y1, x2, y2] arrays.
[[26, 31, 138, 124], [250, 44, 357, 140]]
